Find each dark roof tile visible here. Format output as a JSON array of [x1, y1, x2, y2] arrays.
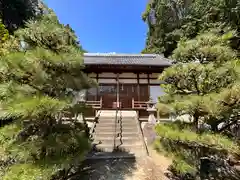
[[83, 53, 172, 67]]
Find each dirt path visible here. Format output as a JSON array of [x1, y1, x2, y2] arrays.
[[78, 153, 171, 180]]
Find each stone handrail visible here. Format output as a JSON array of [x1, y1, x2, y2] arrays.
[[135, 112, 149, 156], [89, 110, 101, 139]]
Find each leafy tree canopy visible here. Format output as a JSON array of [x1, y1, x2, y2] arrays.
[[142, 0, 240, 56]]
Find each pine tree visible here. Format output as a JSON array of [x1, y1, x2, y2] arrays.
[[0, 9, 94, 180], [143, 1, 240, 178], [158, 32, 239, 132]]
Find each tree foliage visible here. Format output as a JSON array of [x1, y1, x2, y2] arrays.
[[0, 20, 19, 56], [0, 4, 93, 180], [158, 32, 240, 131], [144, 0, 240, 178], [0, 0, 43, 32], [154, 122, 240, 179], [172, 32, 237, 65], [0, 20, 8, 41], [142, 0, 240, 56]]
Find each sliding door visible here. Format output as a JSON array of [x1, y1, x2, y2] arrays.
[[119, 84, 138, 109], [99, 84, 117, 109]]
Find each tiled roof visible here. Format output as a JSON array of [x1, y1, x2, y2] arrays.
[[83, 53, 172, 67]]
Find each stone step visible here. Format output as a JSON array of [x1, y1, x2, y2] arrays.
[[96, 123, 138, 129], [98, 118, 136, 122], [97, 120, 136, 125], [96, 123, 137, 128], [92, 142, 144, 150], [93, 131, 115, 136], [94, 136, 140, 141], [95, 124, 137, 130], [98, 117, 117, 120], [98, 117, 135, 121], [93, 137, 141, 145], [94, 143, 145, 153], [85, 151, 136, 160], [98, 119, 137, 124], [94, 131, 139, 137], [99, 115, 135, 118], [94, 127, 139, 133]]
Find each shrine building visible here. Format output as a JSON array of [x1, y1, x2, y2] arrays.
[[82, 53, 172, 117]]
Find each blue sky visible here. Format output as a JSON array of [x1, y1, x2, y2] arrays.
[[44, 0, 148, 53]]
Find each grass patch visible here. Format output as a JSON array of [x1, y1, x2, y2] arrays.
[[153, 139, 197, 175]]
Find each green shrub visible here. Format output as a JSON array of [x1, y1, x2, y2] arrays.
[[153, 122, 239, 176], [172, 158, 196, 175], [0, 123, 90, 179], [155, 122, 238, 154], [2, 163, 54, 180]]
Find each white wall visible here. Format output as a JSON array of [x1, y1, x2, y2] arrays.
[[149, 85, 165, 102]]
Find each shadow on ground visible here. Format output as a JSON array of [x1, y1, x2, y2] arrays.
[[75, 147, 138, 180]]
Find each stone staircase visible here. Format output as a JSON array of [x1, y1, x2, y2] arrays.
[[87, 110, 147, 159]]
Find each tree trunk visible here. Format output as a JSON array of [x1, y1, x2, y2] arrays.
[[193, 114, 199, 133], [208, 119, 219, 132]]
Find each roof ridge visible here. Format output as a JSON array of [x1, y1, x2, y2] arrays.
[[84, 53, 157, 57], [83, 54, 172, 66]]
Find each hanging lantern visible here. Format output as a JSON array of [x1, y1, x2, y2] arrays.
[[148, 8, 156, 25]]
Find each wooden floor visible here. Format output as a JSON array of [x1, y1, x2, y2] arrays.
[[97, 110, 137, 117]]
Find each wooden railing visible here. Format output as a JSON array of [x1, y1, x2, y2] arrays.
[[86, 97, 102, 109], [132, 98, 148, 109]]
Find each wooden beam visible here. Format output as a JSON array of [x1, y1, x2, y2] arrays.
[[147, 73, 150, 100], [84, 65, 167, 73]]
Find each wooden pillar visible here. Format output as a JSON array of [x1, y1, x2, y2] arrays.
[[116, 73, 120, 108], [137, 73, 140, 101], [147, 73, 150, 100], [86, 72, 89, 101], [96, 73, 99, 101]]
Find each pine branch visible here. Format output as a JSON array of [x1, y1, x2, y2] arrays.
[[192, 73, 201, 95]]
